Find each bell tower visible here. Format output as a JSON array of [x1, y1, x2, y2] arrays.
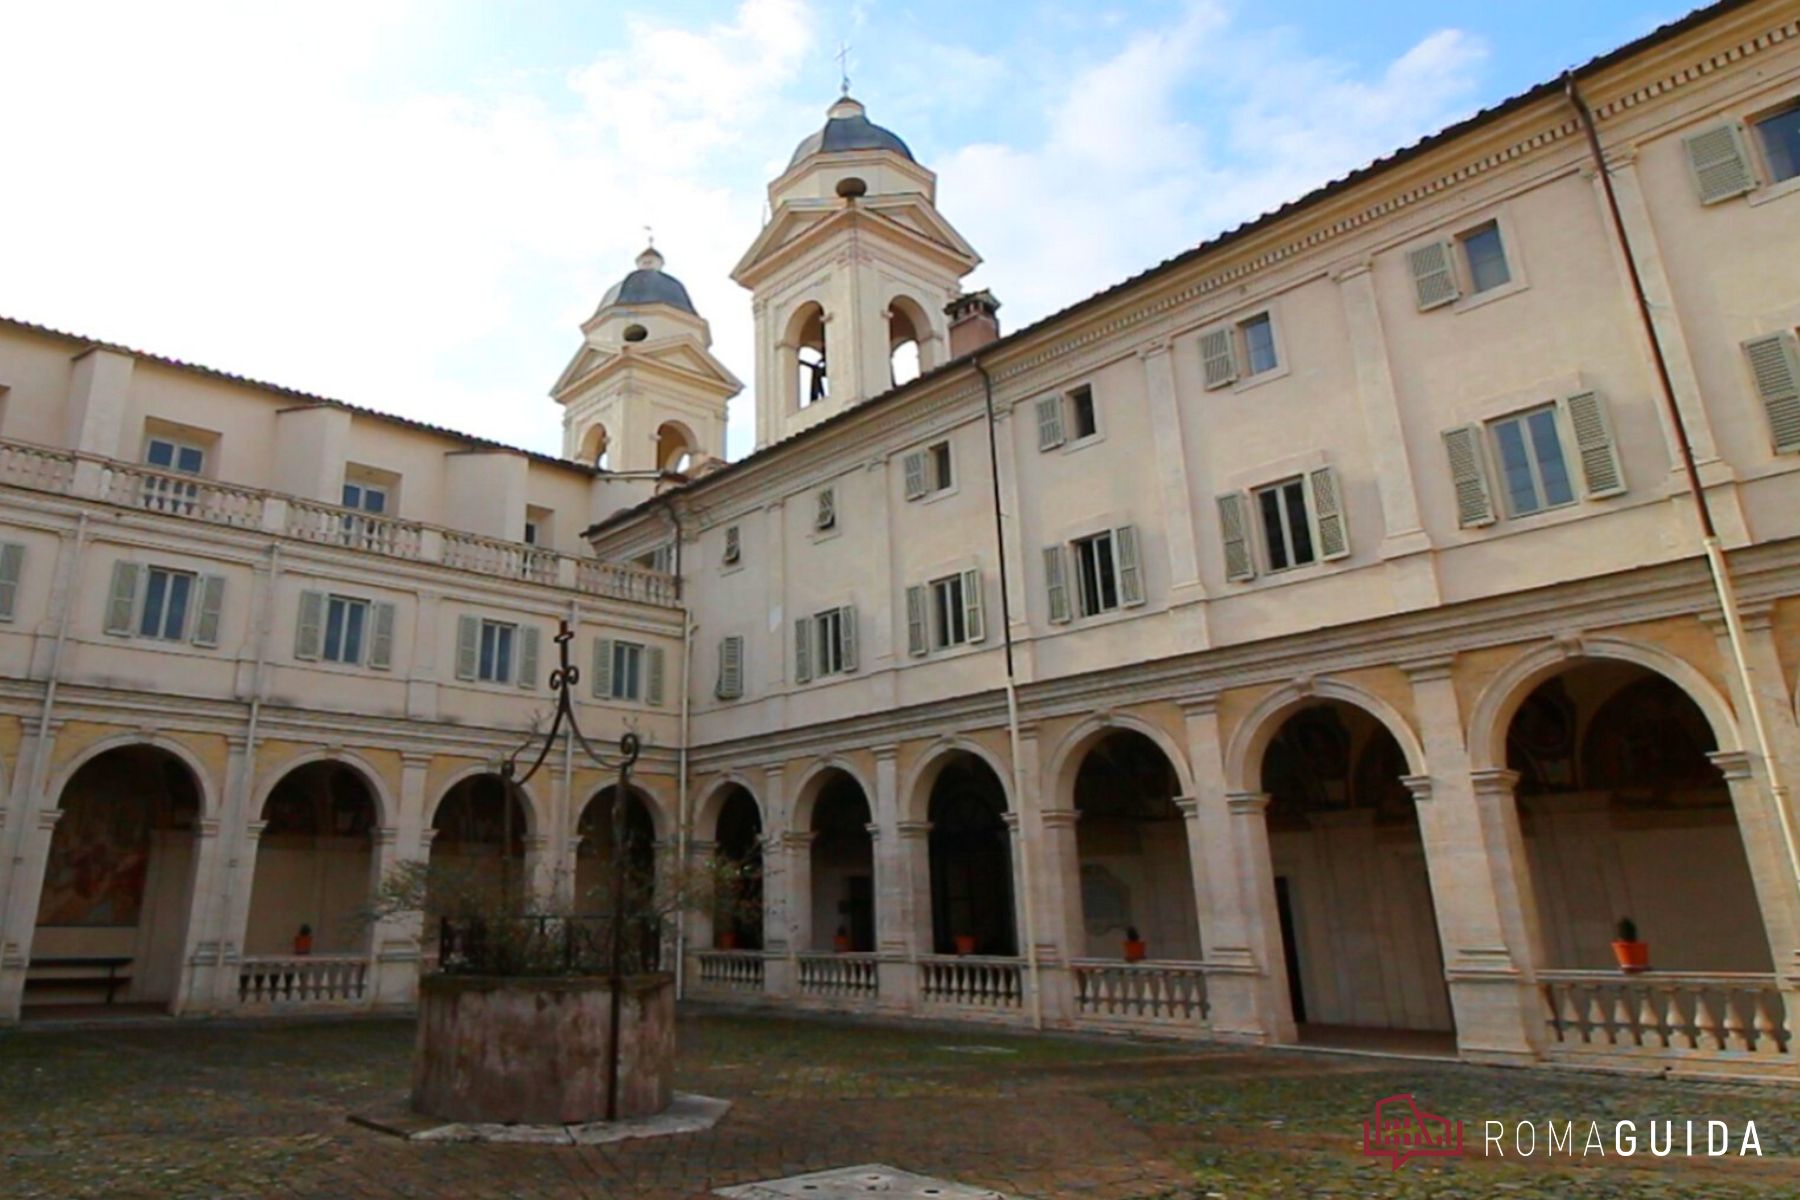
[[552, 247, 741, 474], [733, 95, 980, 449]]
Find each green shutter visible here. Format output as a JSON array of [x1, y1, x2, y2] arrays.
[[1113, 526, 1145, 606], [1683, 123, 1755, 205], [1043, 545, 1071, 623], [1744, 333, 1800, 454], [368, 601, 396, 669], [1407, 240, 1460, 310], [592, 636, 614, 698], [1199, 327, 1237, 389], [0, 543, 23, 622], [837, 606, 858, 672], [961, 568, 986, 642], [906, 584, 928, 657], [903, 451, 927, 500], [717, 635, 743, 700], [1307, 468, 1349, 560], [517, 625, 539, 689], [646, 645, 666, 706], [1563, 391, 1626, 498], [294, 591, 325, 660], [454, 615, 479, 681], [191, 574, 226, 647], [1442, 426, 1497, 528], [1035, 395, 1065, 451], [793, 618, 812, 684], [1216, 494, 1256, 581], [104, 561, 140, 636]]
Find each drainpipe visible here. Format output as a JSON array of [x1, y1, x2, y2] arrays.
[[974, 357, 1044, 1031], [1, 511, 87, 941], [1565, 74, 1800, 889]]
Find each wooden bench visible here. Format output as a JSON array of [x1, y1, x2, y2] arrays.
[[24, 956, 133, 1005]]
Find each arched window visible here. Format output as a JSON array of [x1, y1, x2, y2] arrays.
[[787, 303, 829, 409], [888, 297, 930, 387], [655, 421, 698, 474], [579, 424, 610, 471]]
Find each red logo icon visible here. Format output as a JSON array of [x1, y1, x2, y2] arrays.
[[1362, 1093, 1465, 1169]]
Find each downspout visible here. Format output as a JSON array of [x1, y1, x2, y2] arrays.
[[2, 511, 87, 940], [1565, 73, 1800, 888], [974, 357, 1044, 1031]]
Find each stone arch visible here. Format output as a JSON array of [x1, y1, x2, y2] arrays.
[[578, 422, 610, 470], [655, 420, 699, 473], [47, 732, 219, 821], [252, 748, 394, 830], [1225, 680, 1426, 796], [573, 780, 666, 846], [426, 765, 543, 839], [902, 737, 1013, 824], [1046, 713, 1196, 810], [694, 775, 761, 842], [784, 301, 829, 409], [885, 292, 933, 384], [791, 756, 874, 832], [1467, 636, 1742, 773]]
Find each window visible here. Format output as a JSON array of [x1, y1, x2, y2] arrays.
[[342, 481, 387, 514], [907, 569, 985, 655], [1754, 100, 1800, 185], [142, 436, 204, 515], [146, 437, 204, 475], [1460, 222, 1511, 294], [1240, 315, 1278, 376], [1072, 532, 1120, 616], [0, 542, 21, 621], [723, 524, 742, 565], [1067, 386, 1098, 439], [1200, 315, 1279, 389], [339, 478, 390, 549], [903, 442, 954, 499], [295, 590, 394, 668], [716, 635, 745, 700], [1035, 385, 1101, 449], [1255, 479, 1315, 571], [1043, 526, 1143, 621], [815, 487, 837, 532], [932, 575, 968, 648], [794, 606, 857, 682], [641, 543, 676, 573], [1489, 406, 1576, 516], [321, 596, 369, 664], [592, 636, 665, 705], [104, 562, 223, 646], [478, 620, 515, 683], [523, 521, 539, 546], [609, 640, 645, 701]]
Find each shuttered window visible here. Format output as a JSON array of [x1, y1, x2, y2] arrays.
[[816, 487, 837, 531], [795, 608, 856, 682], [1490, 405, 1576, 516], [904, 442, 954, 498], [924, 570, 985, 650], [716, 635, 745, 700], [1069, 527, 1143, 616], [1035, 395, 1066, 450], [1307, 468, 1349, 561], [723, 525, 741, 565], [1407, 240, 1461, 310], [1744, 333, 1800, 454], [0, 542, 23, 622], [517, 625, 540, 691], [1216, 494, 1255, 582], [1683, 123, 1757, 204], [1441, 426, 1497, 528], [1199, 327, 1237, 390], [1564, 391, 1626, 498], [1254, 479, 1314, 571], [1042, 546, 1072, 623], [1755, 101, 1800, 185]]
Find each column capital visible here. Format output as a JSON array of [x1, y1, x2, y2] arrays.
[[522, 834, 549, 853], [1468, 768, 1521, 798], [1173, 795, 1200, 819], [1225, 791, 1270, 815], [417, 828, 441, 849], [863, 822, 882, 842], [1000, 811, 1020, 833], [896, 820, 932, 839], [1700, 602, 1776, 636], [1399, 654, 1457, 683], [244, 820, 270, 843], [1709, 749, 1756, 782], [1039, 807, 1079, 830], [1330, 256, 1375, 283], [1400, 774, 1434, 803], [35, 807, 65, 832], [224, 732, 252, 754], [780, 830, 817, 849], [762, 763, 786, 787], [687, 838, 716, 855], [401, 751, 435, 771], [197, 818, 222, 839], [1178, 692, 1221, 718], [871, 744, 900, 764], [371, 825, 400, 847]]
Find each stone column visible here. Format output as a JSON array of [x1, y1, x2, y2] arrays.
[[781, 830, 817, 957], [0, 807, 62, 1022], [1179, 694, 1287, 1042], [369, 824, 420, 1009], [1036, 808, 1085, 961], [759, 764, 792, 998], [1405, 658, 1541, 1064], [685, 837, 717, 956], [1172, 795, 1218, 960], [207, 735, 259, 1011], [897, 820, 934, 956], [522, 834, 552, 902], [173, 817, 227, 1016], [1713, 752, 1800, 1019], [210, 819, 268, 1011]]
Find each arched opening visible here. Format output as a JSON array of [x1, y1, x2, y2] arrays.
[[1508, 662, 1771, 972], [29, 745, 203, 1011], [788, 303, 829, 409], [887, 298, 926, 387], [428, 774, 530, 915], [927, 752, 1016, 957], [655, 421, 698, 474], [579, 423, 611, 471], [575, 786, 659, 968], [711, 786, 763, 950], [809, 771, 874, 952], [1072, 731, 1199, 961], [1262, 702, 1452, 1035], [245, 762, 379, 959]]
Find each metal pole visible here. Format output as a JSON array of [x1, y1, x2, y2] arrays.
[[1565, 74, 1800, 889]]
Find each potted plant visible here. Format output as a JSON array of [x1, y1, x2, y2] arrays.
[[953, 933, 977, 956], [1122, 925, 1147, 963], [833, 925, 852, 953], [717, 929, 740, 950], [1611, 916, 1649, 973]]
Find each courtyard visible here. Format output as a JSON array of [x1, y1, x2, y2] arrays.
[[2, 1010, 1796, 1199]]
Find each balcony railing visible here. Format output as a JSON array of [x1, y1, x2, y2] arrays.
[[1071, 960, 1209, 1030], [1539, 971, 1791, 1067], [695, 949, 765, 993], [0, 436, 679, 607], [919, 956, 1023, 1011], [796, 952, 879, 1001], [238, 955, 369, 1007]]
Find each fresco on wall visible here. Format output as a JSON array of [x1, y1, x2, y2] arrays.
[[38, 798, 151, 926]]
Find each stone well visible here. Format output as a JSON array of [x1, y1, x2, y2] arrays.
[[411, 972, 675, 1125]]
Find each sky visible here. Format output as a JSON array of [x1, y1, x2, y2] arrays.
[[0, 0, 1687, 462]]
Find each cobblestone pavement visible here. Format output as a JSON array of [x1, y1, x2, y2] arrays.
[[2, 1011, 1797, 1198]]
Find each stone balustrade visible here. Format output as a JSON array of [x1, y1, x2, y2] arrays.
[[695, 950, 765, 994], [1070, 960, 1209, 1031], [238, 955, 370, 1007], [1539, 971, 1791, 1071], [103, 460, 266, 528], [918, 956, 1023, 1011], [795, 953, 879, 1002]]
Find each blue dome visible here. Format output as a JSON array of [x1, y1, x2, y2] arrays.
[[601, 247, 696, 315], [788, 96, 914, 169]]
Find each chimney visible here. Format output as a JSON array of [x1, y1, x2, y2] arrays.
[[945, 290, 1001, 358]]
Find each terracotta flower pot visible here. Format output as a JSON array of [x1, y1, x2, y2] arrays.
[[718, 932, 739, 951], [1612, 940, 1649, 973], [1123, 939, 1147, 963], [953, 935, 977, 956], [833, 935, 852, 953]]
